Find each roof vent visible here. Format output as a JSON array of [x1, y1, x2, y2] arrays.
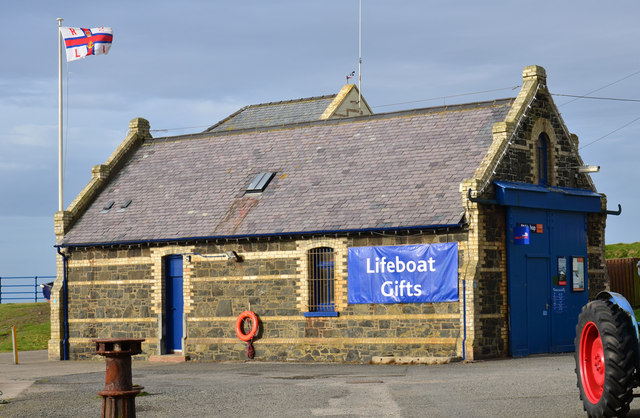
[[117, 199, 133, 212], [101, 201, 115, 213], [246, 172, 275, 193]]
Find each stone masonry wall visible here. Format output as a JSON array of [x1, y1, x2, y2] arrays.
[[58, 231, 467, 362], [62, 246, 162, 359], [186, 233, 464, 362], [463, 66, 607, 359], [492, 90, 607, 299], [587, 211, 608, 298], [475, 204, 508, 358]]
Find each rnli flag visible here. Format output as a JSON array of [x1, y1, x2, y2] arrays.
[[60, 27, 113, 62]]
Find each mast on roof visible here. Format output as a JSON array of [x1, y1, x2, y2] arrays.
[[358, 0, 362, 113]]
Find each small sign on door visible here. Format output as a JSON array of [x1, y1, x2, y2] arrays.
[[517, 223, 543, 233], [572, 257, 585, 291], [514, 225, 530, 245], [558, 256, 567, 286]]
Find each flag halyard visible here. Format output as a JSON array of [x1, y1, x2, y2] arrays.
[[60, 27, 113, 62]]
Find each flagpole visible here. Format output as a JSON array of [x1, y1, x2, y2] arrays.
[[57, 18, 63, 212]]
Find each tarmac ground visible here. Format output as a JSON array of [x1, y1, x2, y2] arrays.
[[2, 350, 639, 417]]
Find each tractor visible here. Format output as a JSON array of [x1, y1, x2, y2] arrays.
[[575, 291, 639, 417]]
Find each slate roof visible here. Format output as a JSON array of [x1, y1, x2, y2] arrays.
[[204, 95, 337, 133], [61, 99, 513, 245]]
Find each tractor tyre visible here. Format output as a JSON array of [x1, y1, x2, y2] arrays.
[[575, 299, 637, 417]]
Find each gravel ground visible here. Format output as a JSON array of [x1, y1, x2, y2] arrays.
[[2, 352, 638, 417]]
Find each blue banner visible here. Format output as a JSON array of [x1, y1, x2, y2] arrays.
[[347, 243, 458, 304]]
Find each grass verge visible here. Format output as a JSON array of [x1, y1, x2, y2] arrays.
[[606, 242, 640, 259], [0, 303, 50, 352]]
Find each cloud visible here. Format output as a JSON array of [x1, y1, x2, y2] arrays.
[[0, 161, 40, 172], [135, 98, 245, 133], [6, 123, 57, 147], [0, 216, 57, 276]]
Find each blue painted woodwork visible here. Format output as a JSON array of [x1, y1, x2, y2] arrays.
[[507, 207, 550, 356], [549, 211, 588, 352], [526, 255, 550, 354], [165, 255, 183, 353], [501, 181, 594, 356], [507, 207, 588, 356], [494, 181, 602, 213]]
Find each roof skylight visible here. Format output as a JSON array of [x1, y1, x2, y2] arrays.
[[246, 172, 275, 193]]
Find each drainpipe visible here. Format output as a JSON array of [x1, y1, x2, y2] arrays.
[[462, 279, 467, 361], [56, 247, 69, 360], [605, 204, 622, 216], [467, 189, 498, 205]]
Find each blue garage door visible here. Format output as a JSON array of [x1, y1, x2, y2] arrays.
[[507, 208, 588, 356]]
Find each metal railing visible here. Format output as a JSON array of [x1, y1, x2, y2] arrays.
[[0, 276, 55, 304]]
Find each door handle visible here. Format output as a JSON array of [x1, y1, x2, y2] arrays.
[[545, 303, 549, 310]]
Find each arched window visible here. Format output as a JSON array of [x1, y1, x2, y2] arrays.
[[537, 133, 549, 185], [307, 247, 335, 312]]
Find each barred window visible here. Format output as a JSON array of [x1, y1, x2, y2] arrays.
[[308, 247, 335, 313]]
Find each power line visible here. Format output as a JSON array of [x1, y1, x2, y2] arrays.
[[150, 78, 640, 136], [552, 93, 640, 103], [372, 85, 521, 108], [579, 114, 640, 150], [557, 69, 640, 107], [553, 70, 640, 149], [150, 125, 211, 133]]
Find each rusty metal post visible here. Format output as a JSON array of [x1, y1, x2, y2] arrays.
[[93, 338, 145, 418]]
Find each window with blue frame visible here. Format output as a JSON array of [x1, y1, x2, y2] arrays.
[[537, 133, 549, 185], [306, 247, 336, 316]]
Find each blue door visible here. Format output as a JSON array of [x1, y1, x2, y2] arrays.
[[526, 256, 550, 354], [549, 211, 588, 352], [508, 207, 551, 356], [165, 255, 183, 353], [507, 207, 588, 356]]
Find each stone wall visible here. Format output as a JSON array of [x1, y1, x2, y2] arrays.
[[56, 232, 468, 362], [62, 249, 158, 359], [491, 87, 607, 300], [49, 66, 608, 363], [587, 211, 608, 298], [460, 66, 608, 359], [186, 233, 463, 362], [474, 204, 508, 358]]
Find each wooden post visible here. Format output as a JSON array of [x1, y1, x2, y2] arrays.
[[11, 325, 18, 364]]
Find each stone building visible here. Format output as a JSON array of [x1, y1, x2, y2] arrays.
[[50, 66, 610, 362]]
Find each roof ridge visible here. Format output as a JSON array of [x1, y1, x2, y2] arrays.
[[203, 105, 250, 133], [245, 93, 337, 108], [203, 93, 338, 133], [162, 97, 514, 142]]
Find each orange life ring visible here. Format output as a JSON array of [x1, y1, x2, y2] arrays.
[[235, 311, 259, 342]]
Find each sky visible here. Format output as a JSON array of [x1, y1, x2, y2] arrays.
[[1, 1, 639, 277]]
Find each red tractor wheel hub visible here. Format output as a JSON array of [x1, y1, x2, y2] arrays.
[[580, 321, 605, 404]]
